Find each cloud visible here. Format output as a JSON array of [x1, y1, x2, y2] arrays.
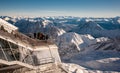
[[38, 10, 67, 13]]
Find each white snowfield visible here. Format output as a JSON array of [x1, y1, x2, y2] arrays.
[[62, 63, 120, 73]]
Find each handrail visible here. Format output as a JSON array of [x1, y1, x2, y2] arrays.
[[37, 57, 55, 65]]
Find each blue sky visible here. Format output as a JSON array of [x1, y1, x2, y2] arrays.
[[0, 0, 120, 17]]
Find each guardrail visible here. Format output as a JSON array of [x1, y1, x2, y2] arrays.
[[37, 57, 55, 65]]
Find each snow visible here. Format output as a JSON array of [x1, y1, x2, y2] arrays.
[[56, 28, 66, 36], [69, 50, 120, 72], [0, 18, 18, 33], [61, 63, 120, 73], [96, 58, 120, 63], [56, 32, 96, 51], [96, 37, 109, 42], [42, 20, 53, 28], [117, 19, 120, 24], [4, 17, 10, 21]]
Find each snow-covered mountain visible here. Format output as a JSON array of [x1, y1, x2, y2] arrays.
[[14, 19, 66, 39], [74, 21, 120, 38], [92, 38, 120, 51], [60, 38, 120, 72], [78, 21, 104, 31], [112, 16, 120, 24], [56, 32, 99, 60], [56, 32, 96, 50], [76, 21, 104, 37], [69, 50, 120, 72], [58, 36, 120, 72], [1, 16, 120, 72]]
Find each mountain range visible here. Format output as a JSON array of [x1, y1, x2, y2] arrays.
[[1, 16, 120, 73]]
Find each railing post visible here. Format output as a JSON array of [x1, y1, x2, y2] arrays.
[[7, 40, 17, 61], [0, 44, 8, 61]]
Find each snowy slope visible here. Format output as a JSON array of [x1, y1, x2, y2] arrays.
[[62, 63, 120, 73], [55, 31, 120, 72], [56, 32, 98, 60], [45, 25, 66, 39], [56, 32, 96, 51], [56, 32, 113, 61], [69, 50, 120, 72], [63, 38, 120, 72]]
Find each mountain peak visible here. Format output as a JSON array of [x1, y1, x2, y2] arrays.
[[56, 32, 96, 51], [84, 21, 104, 30]]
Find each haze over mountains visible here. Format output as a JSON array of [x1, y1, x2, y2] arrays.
[[1, 16, 120, 73]]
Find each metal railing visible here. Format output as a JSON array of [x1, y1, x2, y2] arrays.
[[37, 57, 55, 65]]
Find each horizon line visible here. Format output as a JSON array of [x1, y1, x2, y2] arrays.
[[1, 15, 119, 18]]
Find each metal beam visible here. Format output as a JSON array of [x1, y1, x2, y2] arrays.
[[0, 44, 8, 61]]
